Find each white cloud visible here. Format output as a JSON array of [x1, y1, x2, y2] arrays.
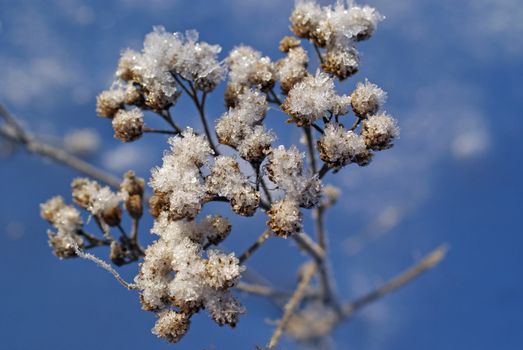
[[101, 143, 152, 173]]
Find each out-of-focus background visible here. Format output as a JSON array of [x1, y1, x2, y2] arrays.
[[1, 0, 522, 349]]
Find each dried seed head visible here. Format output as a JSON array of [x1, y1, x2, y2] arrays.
[[126, 194, 143, 219], [276, 46, 309, 94], [112, 108, 144, 142], [40, 196, 66, 223], [267, 198, 302, 238], [152, 311, 190, 344], [47, 232, 83, 259], [71, 177, 99, 209], [361, 113, 399, 150], [350, 79, 387, 117], [279, 36, 301, 53], [322, 45, 359, 80], [317, 123, 367, 168], [102, 206, 122, 227], [116, 49, 140, 81], [121, 170, 145, 197], [123, 83, 143, 105], [110, 241, 126, 266], [204, 250, 243, 289], [202, 215, 232, 245], [96, 89, 125, 118], [149, 191, 170, 218]]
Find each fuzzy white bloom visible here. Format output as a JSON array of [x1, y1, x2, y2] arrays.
[[112, 108, 144, 142], [361, 113, 400, 150], [227, 45, 274, 88], [350, 79, 387, 116], [318, 123, 367, 167], [204, 291, 245, 327], [282, 70, 338, 125], [290, 0, 324, 40], [205, 250, 244, 289], [322, 43, 359, 80]]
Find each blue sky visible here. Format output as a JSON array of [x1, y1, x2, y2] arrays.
[[1, 0, 522, 349]]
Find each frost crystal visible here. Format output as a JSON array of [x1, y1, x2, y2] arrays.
[[227, 45, 275, 90]]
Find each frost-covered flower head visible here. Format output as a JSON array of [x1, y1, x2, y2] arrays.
[[112, 108, 144, 142], [317, 123, 368, 167], [350, 79, 387, 117], [149, 129, 213, 220], [227, 45, 275, 90], [361, 113, 399, 150], [282, 70, 338, 125], [276, 41, 309, 93]]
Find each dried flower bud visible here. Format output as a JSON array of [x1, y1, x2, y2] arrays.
[[112, 108, 144, 142], [317, 123, 367, 168], [204, 250, 243, 289], [116, 49, 140, 81], [227, 45, 275, 90], [149, 191, 170, 218], [96, 89, 125, 118], [290, 1, 323, 41], [47, 231, 82, 259], [202, 215, 232, 245], [121, 170, 145, 196], [40, 196, 66, 223], [102, 206, 122, 227], [350, 79, 387, 117], [279, 36, 301, 53], [361, 113, 399, 150], [124, 83, 143, 105], [110, 241, 126, 266], [71, 178, 99, 209], [322, 45, 359, 80], [224, 83, 246, 108], [152, 311, 190, 344], [267, 198, 302, 238], [126, 194, 143, 219], [276, 46, 309, 94]]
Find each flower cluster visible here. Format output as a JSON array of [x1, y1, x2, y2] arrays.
[[290, 0, 383, 80], [97, 27, 225, 140], [39, 0, 400, 346]]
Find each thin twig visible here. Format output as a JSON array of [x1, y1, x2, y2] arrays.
[[303, 126, 317, 174], [267, 263, 316, 349], [341, 244, 449, 319], [143, 127, 179, 135], [268, 88, 283, 105], [158, 109, 182, 134], [313, 43, 324, 65], [292, 232, 325, 262], [311, 123, 324, 134], [73, 243, 137, 290], [239, 230, 272, 264], [349, 117, 363, 131], [318, 164, 330, 179]]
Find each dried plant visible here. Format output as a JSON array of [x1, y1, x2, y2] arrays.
[[0, 1, 446, 348]]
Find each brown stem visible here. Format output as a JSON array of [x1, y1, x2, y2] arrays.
[[143, 127, 179, 135]]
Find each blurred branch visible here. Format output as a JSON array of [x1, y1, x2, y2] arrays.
[[0, 104, 121, 188], [340, 244, 448, 320], [268, 263, 316, 349]]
